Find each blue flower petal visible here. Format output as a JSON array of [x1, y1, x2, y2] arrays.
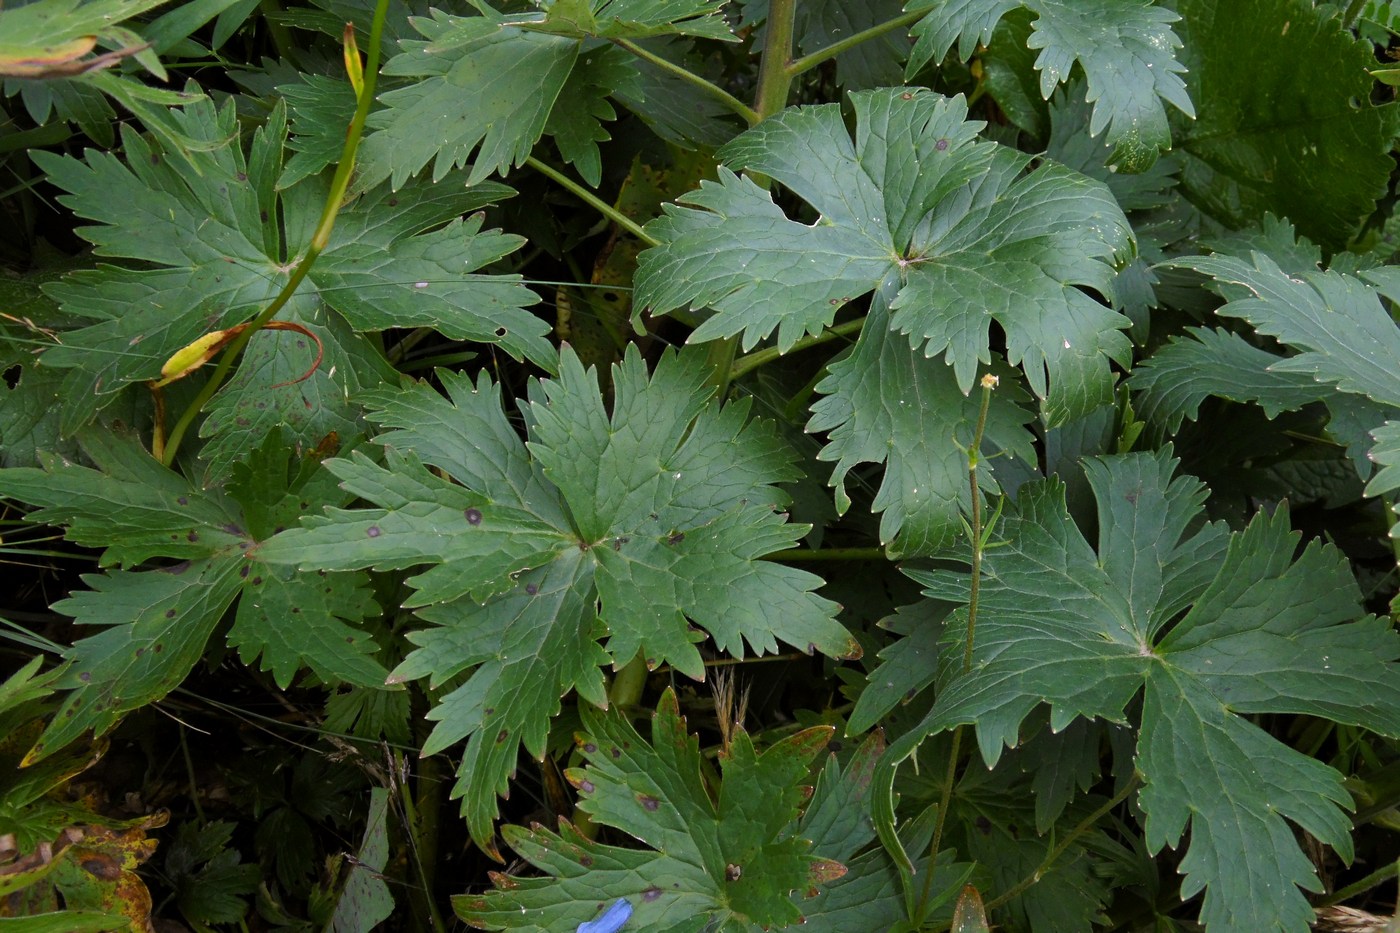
[[576, 898, 633, 933]]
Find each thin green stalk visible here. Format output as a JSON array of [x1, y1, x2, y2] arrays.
[[754, 0, 798, 118], [728, 317, 866, 381], [161, 0, 392, 466], [917, 374, 997, 919], [786, 10, 924, 77], [611, 37, 759, 126], [610, 652, 649, 709], [702, 0, 800, 398], [525, 156, 658, 246], [982, 774, 1143, 915], [179, 726, 207, 825], [396, 749, 447, 933], [764, 546, 887, 562], [1318, 856, 1399, 908]]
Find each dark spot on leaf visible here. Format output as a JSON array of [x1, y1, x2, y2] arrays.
[[135, 648, 144, 657], [667, 532, 685, 545], [165, 609, 177, 619], [273, 526, 285, 534], [496, 729, 508, 744], [583, 742, 597, 753], [578, 779, 594, 793], [255, 401, 267, 409], [643, 887, 661, 902], [252, 576, 263, 585], [525, 583, 539, 595], [177, 496, 189, 505], [904, 688, 917, 700], [976, 815, 992, 835], [1125, 491, 1139, 505], [579, 854, 593, 867], [187, 531, 199, 542], [901, 91, 913, 100], [222, 523, 243, 535], [464, 508, 483, 525], [638, 794, 659, 811], [235, 171, 247, 181], [153, 644, 164, 653], [78, 671, 91, 682], [611, 747, 622, 759], [235, 417, 250, 427], [935, 138, 949, 151], [150, 153, 160, 165], [318, 569, 327, 576], [388, 197, 398, 206], [81, 856, 121, 880], [367, 526, 382, 537], [726, 863, 742, 881], [485, 707, 495, 715], [291, 607, 300, 614]]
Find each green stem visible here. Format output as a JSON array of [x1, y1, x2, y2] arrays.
[[728, 317, 866, 381], [526, 156, 658, 246], [609, 651, 649, 709], [917, 725, 963, 919], [754, 0, 799, 118], [1318, 856, 1399, 908], [179, 726, 207, 825], [699, 0, 800, 398], [161, 0, 391, 466], [396, 749, 447, 933], [611, 38, 759, 126], [982, 774, 1143, 915], [917, 375, 997, 919], [786, 10, 924, 78], [764, 546, 887, 562]]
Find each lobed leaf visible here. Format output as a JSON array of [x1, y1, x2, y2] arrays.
[[638, 88, 1133, 425], [257, 346, 856, 851], [877, 450, 1400, 932], [454, 689, 838, 931]]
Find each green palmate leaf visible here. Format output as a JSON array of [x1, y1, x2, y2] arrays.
[[1173, 252, 1400, 409], [358, 14, 576, 189], [1127, 326, 1324, 432], [807, 286, 1036, 556], [357, 0, 707, 190], [519, 0, 735, 41], [1173, 0, 1400, 249], [34, 94, 545, 439], [0, 429, 392, 761], [877, 450, 1400, 932], [905, 0, 1192, 170], [637, 88, 1133, 425], [454, 688, 840, 931], [257, 346, 857, 851]]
